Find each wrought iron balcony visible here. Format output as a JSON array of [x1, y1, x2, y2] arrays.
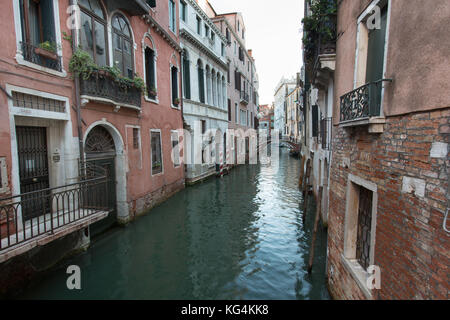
[[0, 162, 112, 252], [340, 79, 392, 123], [20, 42, 62, 72], [80, 72, 142, 111], [240, 91, 249, 105], [319, 117, 332, 150]]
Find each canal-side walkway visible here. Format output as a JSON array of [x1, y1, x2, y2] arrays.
[[17, 149, 330, 300]]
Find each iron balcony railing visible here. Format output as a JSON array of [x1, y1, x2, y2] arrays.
[[319, 117, 332, 150], [0, 162, 113, 252], [20, 42, 62, 72], [80, 72, 142, 109], [240, 91, 249, 105], [340, 79, 392, 123]]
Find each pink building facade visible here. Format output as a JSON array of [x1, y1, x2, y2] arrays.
[[0, 0, 185, 292]]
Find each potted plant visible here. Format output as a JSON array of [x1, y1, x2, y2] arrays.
[[35, 41, 59, 60], [149, 87, 157, 97], [173, 98, 180, 106]]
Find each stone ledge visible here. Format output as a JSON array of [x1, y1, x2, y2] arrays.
[[340, 116, 386, 133]]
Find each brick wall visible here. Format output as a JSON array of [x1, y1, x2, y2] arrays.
[[327, 108, 449, 300]]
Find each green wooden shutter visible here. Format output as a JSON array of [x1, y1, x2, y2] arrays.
[[183, 57, 191, 99], [312, 105, 319, 137], [366, 5, 388, 116]]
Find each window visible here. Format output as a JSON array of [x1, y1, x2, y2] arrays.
[[343, 174, 378, 298], [242, 29, 245, 39], [234, 70, 241, 91], [169, 0, 176, 33], [211, 32, 215, 44], [151, 131, 163, 175], [356, 186, 373, 270], [171, 131, 180, 167], [79, 0, 107, 66], [312, 104, 319, 137], [112, 14, 133, 78], [182, 51, 191, 99], [145, 47, 156, 99], [196, 16, 201, 34], [19, 0, 58, 67], [171, 66, 179, 106], [221, 43, 225, 56], [354, 1, 389, 115], [227, 63, 230, 83], [234, 41, 236, 55], [133, 128, 140, 149], [237, 20, 240, 31], [226, 28, 230, 42], [201, 120, 206, 134], [198, 61, 205, 103], [228, 99, 231, 121], [180, 0, 186, 22], [235, 103, 238, 123], [240, 109, 247, 126], [205, 24, 209, 37]]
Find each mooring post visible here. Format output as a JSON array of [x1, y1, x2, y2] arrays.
[[299, 156, 305, 189], [302, 161, 311, 225], [308, 186, 323, 273]]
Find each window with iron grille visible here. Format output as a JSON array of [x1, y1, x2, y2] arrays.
[[133, 128, 139, 149], [151, 131, 163, 175], [356, 186, 373, 271], [12, 91, 65, 113]]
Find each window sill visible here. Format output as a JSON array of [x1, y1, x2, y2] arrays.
[[151, 171, 164, 177], [145, 96, 159, 104], [339, 116, 386, 133], [341, 254, 373, 299], [171, 104, 181, 110], [16, 54, 67, 78]]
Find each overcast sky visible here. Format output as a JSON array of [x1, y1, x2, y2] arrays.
[[209, 0, 304, 105]]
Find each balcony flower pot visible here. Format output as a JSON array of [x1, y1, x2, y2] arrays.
[[34, 47, 58, 60], [149, 88, 157, 97], [173, 98, 180, 106]]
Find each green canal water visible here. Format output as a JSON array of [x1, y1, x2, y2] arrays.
[[18, 149, 330, 300]]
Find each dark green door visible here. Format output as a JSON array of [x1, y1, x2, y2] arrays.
[[366, 5, 388, 115]]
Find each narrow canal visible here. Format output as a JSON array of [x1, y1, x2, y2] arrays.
[[18, 149, 330, 300]]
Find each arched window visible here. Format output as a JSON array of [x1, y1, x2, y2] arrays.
[[182, 50, 191, 99], [197, 60, 205, 104], [112, 13, 134, 78], [79, 0, 107, 66]]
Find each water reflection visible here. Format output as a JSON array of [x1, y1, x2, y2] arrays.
[[18, 149, 330, 300]]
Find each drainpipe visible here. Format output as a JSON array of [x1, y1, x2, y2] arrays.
[[70, 0, 85, 164]]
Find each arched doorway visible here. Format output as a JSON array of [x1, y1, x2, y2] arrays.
[[85, 126, 118, 236]]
